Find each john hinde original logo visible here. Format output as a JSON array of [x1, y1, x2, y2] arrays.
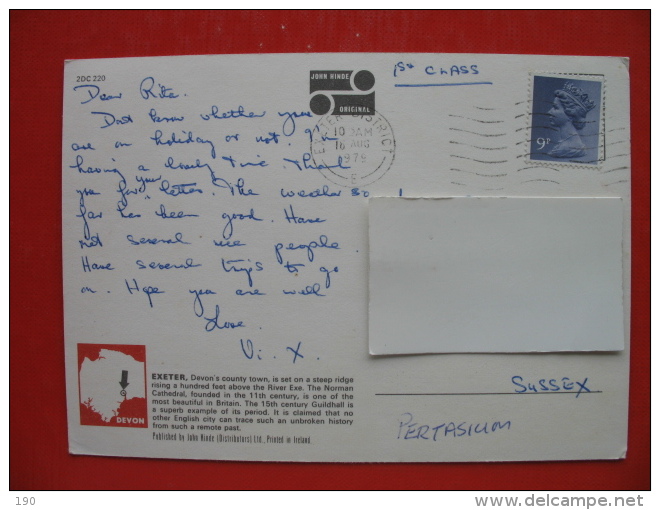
[[309, 70, 375, 115]]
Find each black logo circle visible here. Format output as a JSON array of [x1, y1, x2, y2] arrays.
[[354, 70, 375, 91], [310, 94, 331, 115]]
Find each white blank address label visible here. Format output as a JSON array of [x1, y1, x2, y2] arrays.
[[368, 197, 624, 354]]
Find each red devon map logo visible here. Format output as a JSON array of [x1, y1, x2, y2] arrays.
[[78, 344, 148, 428]]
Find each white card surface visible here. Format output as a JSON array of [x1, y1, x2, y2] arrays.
[[63, 53, 630, 462], [369, 197, 624, 354]]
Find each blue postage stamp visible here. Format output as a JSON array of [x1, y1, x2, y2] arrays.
[[530, 74, 603, 165]]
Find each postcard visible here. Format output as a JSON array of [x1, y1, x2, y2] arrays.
[[63, 53, 630, 461]]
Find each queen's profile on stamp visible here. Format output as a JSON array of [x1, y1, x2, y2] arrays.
[[530, 75, 602, 165], [547, 83, 597, 158]]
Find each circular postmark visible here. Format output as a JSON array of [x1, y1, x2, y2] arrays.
[[310, 111, 395, 187]]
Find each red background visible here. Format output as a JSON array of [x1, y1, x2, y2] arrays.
[[10, 10, 650, 490]]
